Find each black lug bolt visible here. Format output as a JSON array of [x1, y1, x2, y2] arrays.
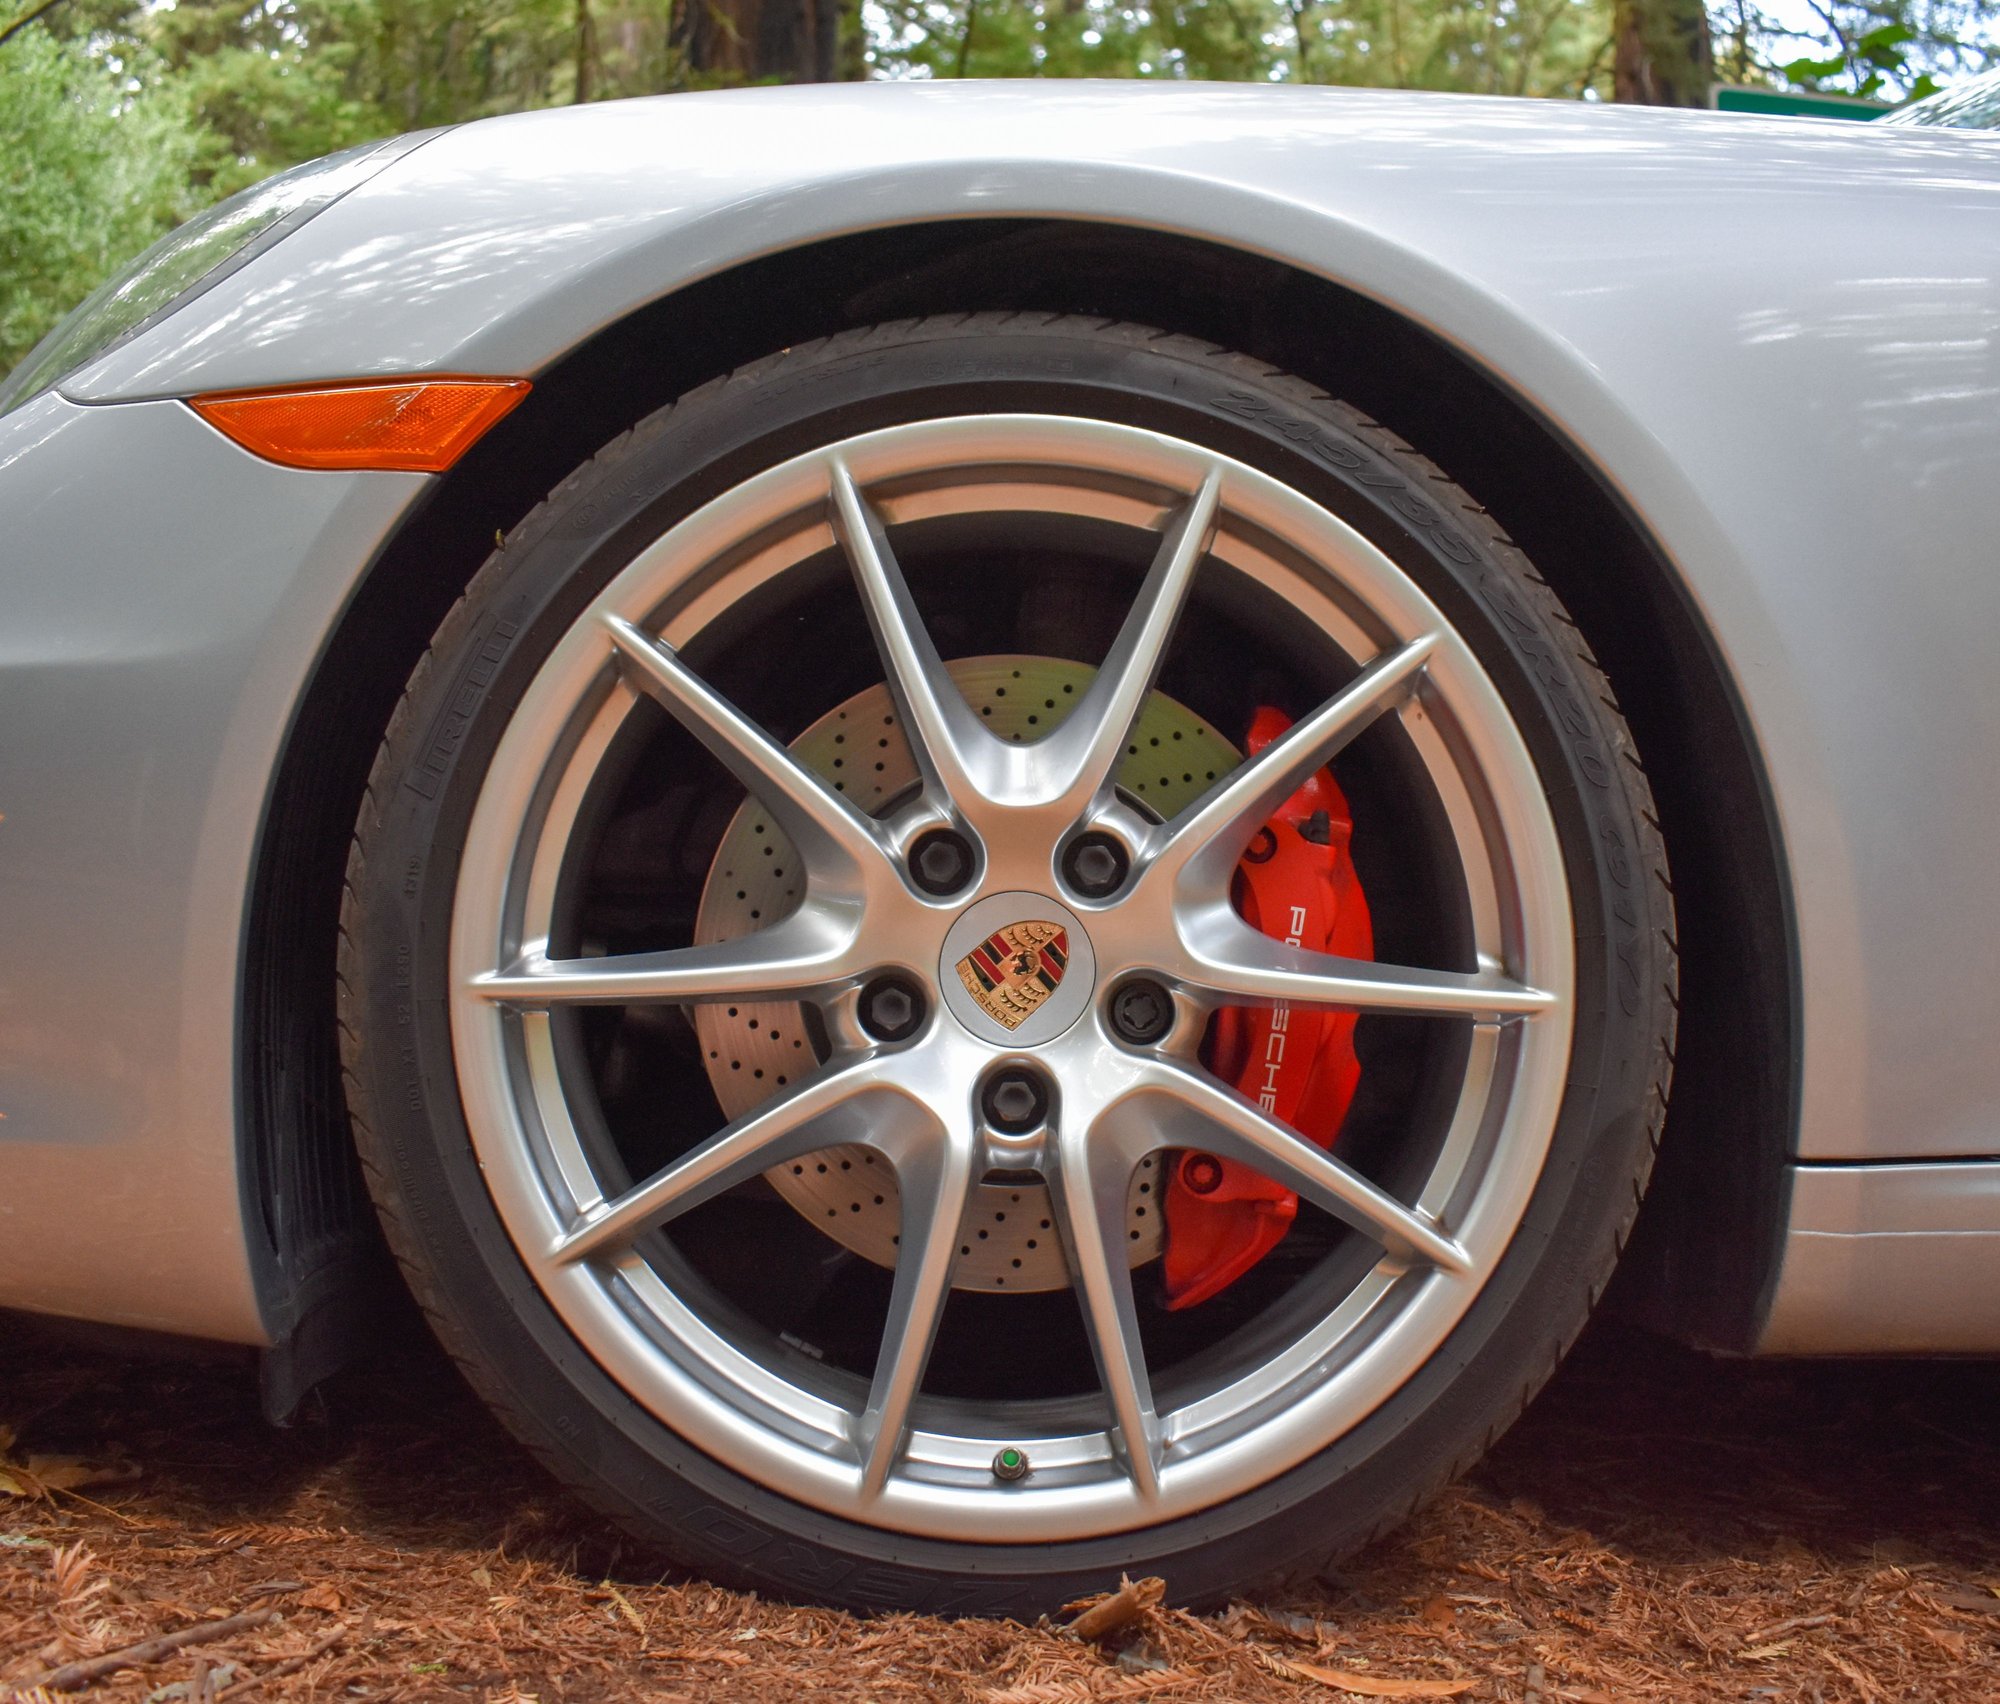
[[909, 829, 975, 897], [982, 1067, 1050, 1135], [1108, 979, 1174, 1046], [1062, 832, 1130, 899], [858, 977, 925, 1042]]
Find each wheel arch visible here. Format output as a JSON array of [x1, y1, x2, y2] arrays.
[[243, 217, 1797, 1415]]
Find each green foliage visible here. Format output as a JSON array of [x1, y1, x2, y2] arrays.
[[288, 0, 581, 130], [866, 0, 1615, 93], [1714, 0, 1994, 100], [0, 29, 196, 371], [868, 0, 1272, 79], [1783, 19, 1916, 94]]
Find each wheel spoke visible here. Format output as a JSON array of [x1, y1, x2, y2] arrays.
[[1132, 1063, 1471, 1275], [604, 613, 886, 878], [1041, 468, 1222, 810], [828, 458, 996, 809], [549, 1064, 903, 1265], [1047, 1129, 1161, 1499], [1173, 913, 1556, 1020], [855, 1129, 977, 1495], [470, 908, 860, 1007], [1147, 633, 1438, 887]]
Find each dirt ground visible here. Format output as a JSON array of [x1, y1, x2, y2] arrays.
[[1, 1310, 1995, 1703]]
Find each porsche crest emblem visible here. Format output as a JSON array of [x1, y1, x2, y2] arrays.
[[954, 920, 1070, 1031]]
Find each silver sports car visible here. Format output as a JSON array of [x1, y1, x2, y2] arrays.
[[3, 81, 1997, 1616]]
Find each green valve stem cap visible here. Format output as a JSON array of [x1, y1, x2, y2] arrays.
[[992, 1447, 1031, 1482]]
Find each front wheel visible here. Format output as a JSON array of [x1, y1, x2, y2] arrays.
[[338, 316, 1676, 1614]]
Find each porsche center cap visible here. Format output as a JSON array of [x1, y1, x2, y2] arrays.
[[939, 893, 1096, 1047]]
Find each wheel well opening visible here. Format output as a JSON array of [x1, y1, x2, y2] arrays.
[[243, 218, 1795, 1404]]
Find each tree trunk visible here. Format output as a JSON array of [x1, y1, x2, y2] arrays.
[[673, 0, 849, 81], [576, 0, 598, 101], [1612, 0, 1712, 105]]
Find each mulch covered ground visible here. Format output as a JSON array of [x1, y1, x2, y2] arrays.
[[1, 1312, 1995, 1702]]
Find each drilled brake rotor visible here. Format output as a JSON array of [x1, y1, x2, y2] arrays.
[[694, 655, 1241, 1292]]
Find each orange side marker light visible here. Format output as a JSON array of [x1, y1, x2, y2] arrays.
[[190, 377, 531, 473]]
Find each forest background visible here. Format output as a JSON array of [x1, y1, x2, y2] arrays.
[[2, 0, 1996, 372]]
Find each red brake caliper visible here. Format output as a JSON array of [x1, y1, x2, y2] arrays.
[[1162, 707, 1374, 1310]]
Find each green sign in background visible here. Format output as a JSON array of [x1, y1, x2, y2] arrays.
[[1714, 86, 1892, 120]]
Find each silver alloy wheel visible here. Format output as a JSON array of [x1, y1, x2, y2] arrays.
[[448, 414, 1573, 1543]]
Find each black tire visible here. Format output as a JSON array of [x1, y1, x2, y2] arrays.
[[338, 315, 1676, 1615]]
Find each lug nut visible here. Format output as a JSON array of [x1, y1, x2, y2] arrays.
[[909, 828, 974, 896], [858, 977, 925, 1042], [981, 1066, 1050, 1135], [1108, 978, 1174, 1045], [1062, 832, 1130, 899]]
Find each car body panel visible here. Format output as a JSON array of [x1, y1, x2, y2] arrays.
[[5, 83, 2000, 1348], [0, 391, 423, 1343], [65, 84, 2000, 1175], [1884, 63, 2000, 128], [1761, 1161, 2000, 1353]]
